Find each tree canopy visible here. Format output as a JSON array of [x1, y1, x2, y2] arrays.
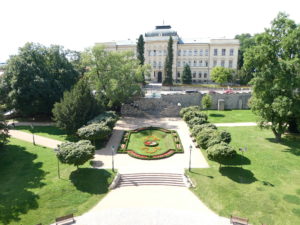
[[0, 112, 10, 149], [210, 67, 234, 85], [3, 43, 79, 116], [82, 45, 147, 108], [181, 64, 192, 84], [201, 94, 212, 110], [244, 12, 300, 141]]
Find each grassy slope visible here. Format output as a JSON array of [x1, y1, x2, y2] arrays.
[[127, 129, 175, 155], [0, 138, 114, 225], [187, 126, 300, 225], [207, 110, 257, 123], [13, 126, 78, 142]]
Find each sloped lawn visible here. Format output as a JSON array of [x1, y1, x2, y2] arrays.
[[0, 138, 114, 225], [187, 126, 300, 225]]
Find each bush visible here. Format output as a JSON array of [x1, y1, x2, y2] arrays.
[[183, 111, 208, 122], [179, 106, 202, 117], [207, 137, 224, 148], [187, 117, 207, 128], [207, 143, 237, 166], [219, 130, 232, 144], [0, 113, 10, 149], [191, 123, 217, 137], [77, 123, 112, 142], [196, 128, 217, 150], [57, 140, 95, 168], [87, 111, 118, 129]]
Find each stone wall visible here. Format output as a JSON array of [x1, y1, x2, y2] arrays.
[[121, 92, 251, 117]]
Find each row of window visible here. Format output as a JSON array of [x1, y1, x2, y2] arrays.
[[213, 60, 233, 68], [177, 49, 209, 57], [177, 60, 208, 67], [148, 50, 167, 56], [177, 71, 208, 79], [214, 48, 234, 56]]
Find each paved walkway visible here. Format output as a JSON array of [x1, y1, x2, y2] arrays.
[[215, 122, 257, 127], [92, 117, 209, 173], [9, 130, 61, 149], [73, 186, 229, 225]]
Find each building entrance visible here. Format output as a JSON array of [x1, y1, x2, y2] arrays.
[[157, 71, 162, 83]]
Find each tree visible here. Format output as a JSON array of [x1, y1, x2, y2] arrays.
[[52, 78, 101, 134], [82, 45, 146, 108], [210, 67, 234, 85], [244, 12, 300, 141], [201, 94, 212, 110], [0, 112, 10, 149], [163, 36, 173, 85], [137, 35, 145, 84], [181, 64, 192, 84], [4, 43, 79, 116], [207, 143, 237, 168], [57, 140, 95, 169]]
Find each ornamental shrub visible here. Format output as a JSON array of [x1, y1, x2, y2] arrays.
[[207, 137, 224, 148], [219, 130, 232, 144], [77, 123, 112, 142], [196, 128, 217, 150], [183, 111, 208, 122], [57, 140, 95, 168], [207, 143, 237, 166], [187, 117, 207, 128], [87, 111, 118, 125], [191, 123, 217, 137], [179, 106, 202, 117]]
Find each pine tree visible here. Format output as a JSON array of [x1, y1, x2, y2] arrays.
[[137, 35, 145, 65], [163, 36, 173, 85], [181, 64, 192, 84]]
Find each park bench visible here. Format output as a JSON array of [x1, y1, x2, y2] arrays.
[[55, 213, 75, 225], [230, 215, 249, 225]]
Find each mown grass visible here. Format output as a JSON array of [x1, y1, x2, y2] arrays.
[[206, 110, 257, 123], [187, 126, 300, 225], [13, 125, 78, 142], [0, 138, 115, 225]]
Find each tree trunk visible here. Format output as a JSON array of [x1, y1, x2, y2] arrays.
[[272, 128, 282, 142]]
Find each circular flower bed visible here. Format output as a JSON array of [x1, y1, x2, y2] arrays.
[[144, 141, 159, 147]]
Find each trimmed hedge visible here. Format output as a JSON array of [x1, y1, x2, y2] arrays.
[[179, 106, 202, 117], [191, 123, 217, 137], [196, 128, 217, 150], [187, 117, 207, 128], [207, 143, 237, 164], [77, 123, 112, 142], [183, 111, 208, 122]]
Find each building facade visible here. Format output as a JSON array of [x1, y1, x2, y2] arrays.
[[98, 25, 239, 83]]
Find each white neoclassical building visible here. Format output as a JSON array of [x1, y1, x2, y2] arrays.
[[98, 25, 239, 83]]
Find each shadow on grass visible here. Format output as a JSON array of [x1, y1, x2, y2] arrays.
[[219, 167, 257, 184], [266, 136, 300, 156], [69, 168, 112, 194], [218, 154, 251, 166], [189, 170, 214, 179], [0, 144, 46, 224], [209, 113, 225, 118]]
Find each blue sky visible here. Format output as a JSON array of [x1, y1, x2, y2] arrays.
[[1, 0, 300, 62]]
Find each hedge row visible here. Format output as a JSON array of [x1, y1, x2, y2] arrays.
[[180, 106, 237, 166]]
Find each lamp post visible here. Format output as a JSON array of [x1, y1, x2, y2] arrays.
[[189, 144, 192, 172], [30, 118, 35, 145], [111, 145, 115, 172], [53, 147, 60, 179]]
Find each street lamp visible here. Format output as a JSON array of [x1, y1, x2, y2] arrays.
[[53, 147, 60, 179], [177, 102, 181, 107], [111, 145, 115, 172], [189, 144, 192, 172], [30, 118, 35, 145]]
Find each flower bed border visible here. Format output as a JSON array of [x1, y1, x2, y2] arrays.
[[117, 127, 184, 160]]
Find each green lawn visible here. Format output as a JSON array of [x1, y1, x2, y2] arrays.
[[207, 110, 257, 123], [0, 138, 114, 225], [13, 126, 78, 142], [187, 126, 300, 225], [127, 129, 176, 156]]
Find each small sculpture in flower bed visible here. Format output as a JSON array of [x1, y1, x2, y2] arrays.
[[118, 127, 183, 160]]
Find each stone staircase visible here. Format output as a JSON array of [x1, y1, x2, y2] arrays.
[[116, 173, 188, 188]]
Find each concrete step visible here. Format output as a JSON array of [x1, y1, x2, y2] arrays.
[[116, 173, 188, 188]]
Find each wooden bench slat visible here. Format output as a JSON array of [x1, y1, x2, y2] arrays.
[[55, 213, 74, 225], [230, 215, 249, 225]]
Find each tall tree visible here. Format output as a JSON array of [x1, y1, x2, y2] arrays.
[[210, 67, 234, 85], [163, 36, 174, 85], [4, 43, 79, 117], [181, 64, 192, 84], [235, 33, 256, 84], [137, 35, 145, 83], [52, 78, 101, 134], [82, 45, 147, 108], [244, 12, 300, 141], [202, 94, 212, 111]]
